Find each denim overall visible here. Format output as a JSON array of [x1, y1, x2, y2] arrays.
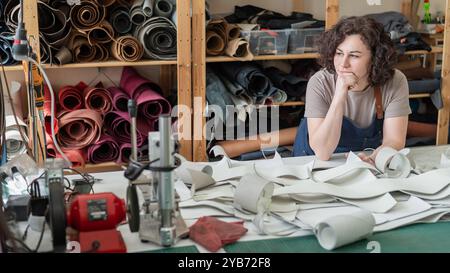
[[293, 86, 384, 156]]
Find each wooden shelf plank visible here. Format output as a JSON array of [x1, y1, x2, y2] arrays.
[[3, 60, 177, 71], [206, 53, 320, 63], [403, 46, 443, 55]]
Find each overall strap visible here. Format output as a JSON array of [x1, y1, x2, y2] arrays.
[[374, 86, 384, 119]]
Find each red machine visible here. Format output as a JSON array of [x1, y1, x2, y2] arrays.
[[67, 193, 127, 253]]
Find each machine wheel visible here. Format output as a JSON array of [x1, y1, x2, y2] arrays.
[[48, 181, 67, 252], [127, 185, 140, 232]]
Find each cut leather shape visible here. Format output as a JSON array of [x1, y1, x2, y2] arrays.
[[83, 83, 113, 114], [225, 38, 253, 61], [375, 147, 411, 178], [107, 86, 129, 112], [134, 16, 177, 60], [87, 134, 120, 164], [69, 1, 106, 32], [104, 110, 151, 147], [314, 209, 375, 250], [154, 0, 174, 18], [58, 82, 86, 111], [275, 168, 450, 199], [57, 109, 103, 149], [111, 35, 144, 62], [189, 216, 247, 252]]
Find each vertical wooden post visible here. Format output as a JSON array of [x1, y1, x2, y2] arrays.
[[176, 0, 193, 160], [326, 0, 339, 29], [436, 0, 450, 145], [23, 0, 45, 164], [192, 0, 207, 162]]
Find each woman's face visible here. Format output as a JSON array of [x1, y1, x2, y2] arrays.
[[334, 34, 372, 87]]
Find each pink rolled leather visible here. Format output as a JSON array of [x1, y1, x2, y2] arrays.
[[57, 109, 103, 149], [87, 134, 120, 164], [46, 132, 86, 167], [119, 66, 171, 123], [119, 66, 162, 99], [58, 82, 87, 111], [107, 86, 129, 112], [83, 83, 113, 114], [104, 111, 152, 147]]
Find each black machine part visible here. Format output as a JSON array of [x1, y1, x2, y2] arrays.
[[47, 170, 67, 252], [126, 184, 140, 233]]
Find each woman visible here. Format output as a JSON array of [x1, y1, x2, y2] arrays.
[[293, 16, 411, 162]]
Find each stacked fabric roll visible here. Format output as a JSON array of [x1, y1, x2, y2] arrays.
[[1, 0, 178, 65], [44, 67, 171, 166]]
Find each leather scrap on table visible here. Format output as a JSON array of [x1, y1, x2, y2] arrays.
[[189, 216, 248, 252]]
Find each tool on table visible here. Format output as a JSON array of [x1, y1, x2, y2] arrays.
[[67, 192, 127, 253], [124, 115, 188, 246]]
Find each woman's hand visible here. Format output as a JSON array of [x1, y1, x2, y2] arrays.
[[335, 72, 359, 99], [357, 152, 375, 165]]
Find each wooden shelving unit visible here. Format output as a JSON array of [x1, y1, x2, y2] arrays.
[[16, 0, 192, 172], [191, 0, 450, 162]]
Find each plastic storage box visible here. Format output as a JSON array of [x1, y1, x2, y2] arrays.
[[288, 28, 324, 54], [241, 29, 290, 55]]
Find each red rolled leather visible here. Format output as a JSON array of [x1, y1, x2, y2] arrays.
[[106, 86, 129, 112], [57, 109, 103, 149], [83, 83, 113, 114], [104, 110, 151, 147], [87, 134, 120, 164], [46, 132, 86, 167], [58, 82, 87, 111]]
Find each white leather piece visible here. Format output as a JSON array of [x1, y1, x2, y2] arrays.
[[372, 196, 431, 224], [289, 193, 337, 203], [270, 197, 299, 212], [404, 184, 450, 200], [193, 184, 234, 202], [255, 161, 313, 180], [179, 199, 235, 215], [339, 193, 397, 213], [314, 209, 375, 250], [375, 147, 411, 178], [274, 168, 450, 199], [374, 208, 450, 232], [312, 161, 378, 183], [234, 174, 274, 214], [174, 180, 192, 201]]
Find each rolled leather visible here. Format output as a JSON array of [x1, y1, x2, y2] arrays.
[[58, 82, 86, 111], [87, 134, 120, 164], [83, 83, 113, 114], [154, 0, 174, 18], [46, 132, 86, 167], [119, 66, 162, 99], [104, 110, 151, 147], [69, 1, 106, 32], [134, 16, 177, 60], [86, 20, 115, 44], [107, 86, 130, 112], [130, 0, 146, 25], [110, 5, 132, 34], [118, 142, 132, 163], [57, 109, 103, 150], [111, 35, 144, 62]]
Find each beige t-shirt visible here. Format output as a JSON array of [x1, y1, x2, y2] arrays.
[[305, 69, 411, 128]]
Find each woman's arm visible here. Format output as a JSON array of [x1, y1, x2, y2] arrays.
[[359, 116, 408, 163], [308, 74, 356, 160]]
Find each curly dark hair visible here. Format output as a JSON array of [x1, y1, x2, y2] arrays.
[[318, 16, 397, 86]]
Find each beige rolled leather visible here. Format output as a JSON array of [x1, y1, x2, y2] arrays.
[[111, 35, 144, 62]]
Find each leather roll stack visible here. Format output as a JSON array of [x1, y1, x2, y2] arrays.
[[83, 84, 113, 114], [58, 83, 86, 111], [87, 134, 120, 164]]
